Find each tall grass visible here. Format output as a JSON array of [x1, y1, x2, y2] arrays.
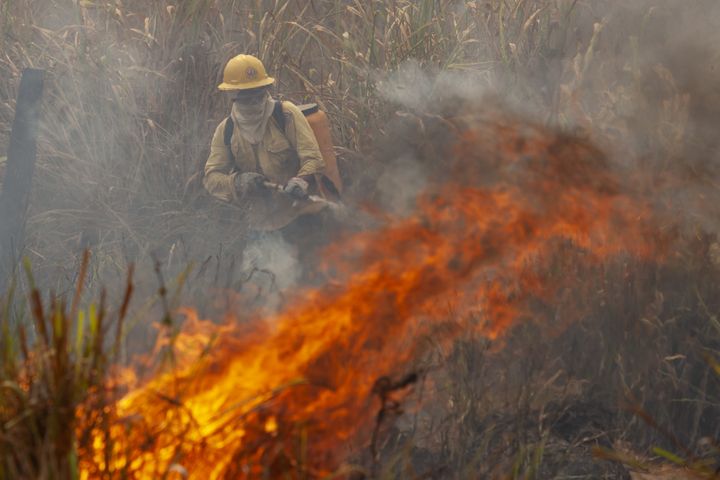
[[2, 0, 709, 284], [0, 253, 132, 478], [2, 0, 720, 478]]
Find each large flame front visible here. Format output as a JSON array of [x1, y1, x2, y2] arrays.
[[79, 109, 661, 478]]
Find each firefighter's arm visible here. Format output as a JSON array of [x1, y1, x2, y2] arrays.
[[203, 119, 239, 203], [283, 102, 325, 177]]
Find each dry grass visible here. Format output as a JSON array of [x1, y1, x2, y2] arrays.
[[2, 0, 720, 478], [2, 0, 713, 282]]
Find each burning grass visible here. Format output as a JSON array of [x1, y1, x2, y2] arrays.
[[73, 110, 690, 478], [2, 0, 720, 478]]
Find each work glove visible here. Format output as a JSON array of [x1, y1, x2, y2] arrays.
[[284, 176, 309, 199], [234, 172, 267, 198]]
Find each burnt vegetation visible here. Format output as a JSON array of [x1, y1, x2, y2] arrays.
[[2, 1, 720, 479]]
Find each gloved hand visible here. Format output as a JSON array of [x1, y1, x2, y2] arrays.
[[283, 176, 309, 199], [234, 172, 267, 198]]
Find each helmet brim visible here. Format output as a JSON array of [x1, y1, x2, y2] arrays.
[[217, 76, 275, 91]]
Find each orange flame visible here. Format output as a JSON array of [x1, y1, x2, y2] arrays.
[[78, 111, 662, 478]]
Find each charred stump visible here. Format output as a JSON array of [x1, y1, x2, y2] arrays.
[[0, 68, 44, 293]]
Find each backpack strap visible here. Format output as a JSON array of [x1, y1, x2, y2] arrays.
[[223, 116, 235, 165], [272, 100, 286, 132]]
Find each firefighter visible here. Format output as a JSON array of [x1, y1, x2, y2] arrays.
[[203, 54, 327, 224], [204, 54, 351, 282]]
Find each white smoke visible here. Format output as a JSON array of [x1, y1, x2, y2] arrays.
[[376, 59, 489, 113], [240, 230, 302, 311]]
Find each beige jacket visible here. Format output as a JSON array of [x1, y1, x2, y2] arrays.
[[203, 101, 325, 203]]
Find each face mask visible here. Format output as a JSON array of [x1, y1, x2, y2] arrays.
[[230, 91, 274, 144]]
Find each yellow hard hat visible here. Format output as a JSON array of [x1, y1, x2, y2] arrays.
[[218, 54, 275, 91]]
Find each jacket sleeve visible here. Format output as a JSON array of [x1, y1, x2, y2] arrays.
[[283, 102, 325, 177], [203, 119, 238, 203]]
